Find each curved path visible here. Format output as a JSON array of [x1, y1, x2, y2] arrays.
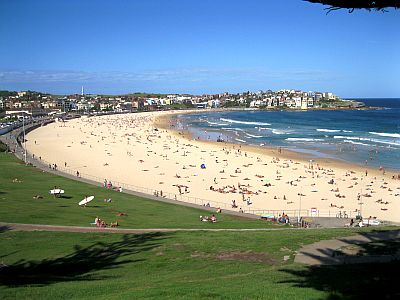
[[0, 222, 290, 233], [2, 222, 399, 266]]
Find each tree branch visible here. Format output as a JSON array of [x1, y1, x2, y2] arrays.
[[304, 0, 400, 12]]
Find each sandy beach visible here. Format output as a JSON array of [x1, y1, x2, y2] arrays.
[[25, 111, 400, 223]]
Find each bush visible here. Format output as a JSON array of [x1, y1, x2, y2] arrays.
[[0, 141, 8, 152]]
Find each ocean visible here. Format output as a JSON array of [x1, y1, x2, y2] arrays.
[[173, 98, 400, 170]]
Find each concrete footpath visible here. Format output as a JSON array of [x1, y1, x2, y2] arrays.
[[294, 229, 400, 265], [2, 222, 399, 266], [0, 222, 290, 233]]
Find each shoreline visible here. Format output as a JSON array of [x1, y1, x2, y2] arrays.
[[155, 110, 399, 177], [25, 110, 400, 223]]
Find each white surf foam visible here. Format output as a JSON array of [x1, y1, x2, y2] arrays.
[[316, 129, 341, 133], [245, 133, 263, 138], [343, 140, 369, 146], [334, 135, 400, 147], [286, 138, 324, 142], [369, 132, 400, 138], [220, 118, 271, 126], [207, 121, 229, 126], [316, 129, 353, 133], [235, 138, 246, 143], [272, 129, 289, 135], [369, 138, 400, 146]]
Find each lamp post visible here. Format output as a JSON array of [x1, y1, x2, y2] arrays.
[[359, 175, 363, 219], [22, 114, 27, 164], [298, 185, 302, 224]]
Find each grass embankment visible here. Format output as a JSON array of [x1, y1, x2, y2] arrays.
[[0, 152, 271, 229], [0, 229, 399, 299]]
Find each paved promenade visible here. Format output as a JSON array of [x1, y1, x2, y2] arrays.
[[0, 222, 289, 233]]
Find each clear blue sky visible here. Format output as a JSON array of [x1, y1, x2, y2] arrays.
[[0, 0, 399, 97]]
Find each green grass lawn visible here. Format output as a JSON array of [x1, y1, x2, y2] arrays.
[[0, 152, 275, 229], [1, 152, 399, 299], [0, 229, 398, 299]]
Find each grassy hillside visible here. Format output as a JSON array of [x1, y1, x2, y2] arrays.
[[2, 229, 398, 299], [0, 153, 272, 229]]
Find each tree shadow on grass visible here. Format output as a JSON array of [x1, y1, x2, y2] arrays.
[[280, 261, 400, 299], [280, 230, 400, 299], [0, 225, 10, 234], [0, 232, 169, 287]]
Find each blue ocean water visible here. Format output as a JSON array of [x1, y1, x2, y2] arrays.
[[174, 99, 400, 170]]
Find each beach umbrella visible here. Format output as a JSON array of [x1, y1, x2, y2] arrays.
[[200, 164, 206, 169]]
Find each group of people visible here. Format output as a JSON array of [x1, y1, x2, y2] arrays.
[[103, 179, 123, 192], [94, 216, 107, 227], [278, 212, 290, 224], [103, 179, 113, 189], [48, 163, 58, 171], [93, 216, 118, 228], [154, 190, 164, 197], [200, 214, 217, 223]]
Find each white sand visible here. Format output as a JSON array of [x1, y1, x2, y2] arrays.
[[26, 111, 400, 223]]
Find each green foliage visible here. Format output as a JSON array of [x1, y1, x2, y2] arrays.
[[167, 103, 194, 110], [0, 141, 7, 152], [305, 0, 400, 13], [221, 100, 246, 108], [0, 90, 17, 97], [245, 98, 254, 108], [126, 92, 167, 98]]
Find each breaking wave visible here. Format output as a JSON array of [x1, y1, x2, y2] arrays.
[[220, 118, 271, 126]]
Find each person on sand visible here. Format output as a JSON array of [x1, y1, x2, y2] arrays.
[[231, 199, 237, 208]]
